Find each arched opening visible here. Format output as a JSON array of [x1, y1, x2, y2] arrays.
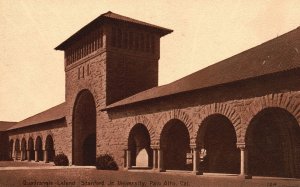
[[35, 136, 43, 161], [160, 119, 190, 170], [28, 137, 34, 161], [246, 107, 300, 178], [128, 124, 152, 168], [45, 135, 55, 162], [21, 138, 27, 160], [9, 140, 14, 160], [14, 139, 20, 160], [196, 114, 239, 174], [73, 90, 96, 166]]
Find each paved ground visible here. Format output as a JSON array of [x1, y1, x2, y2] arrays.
[[0, 161, 53, 167], [0, 162, 299, 187]]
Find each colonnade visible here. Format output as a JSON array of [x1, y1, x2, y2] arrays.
[[124, 144, 250, 178]]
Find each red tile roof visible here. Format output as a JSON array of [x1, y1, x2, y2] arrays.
[[8, 103, 66, 130], [55, 11, 173, 50], [0, 121, 17, 131], [104, 27, 300, 110]]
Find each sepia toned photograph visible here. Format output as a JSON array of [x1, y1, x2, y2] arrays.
[[1, 1, 300, 186]]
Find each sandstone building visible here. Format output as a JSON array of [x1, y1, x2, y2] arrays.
[[1, 11, 300, 178]]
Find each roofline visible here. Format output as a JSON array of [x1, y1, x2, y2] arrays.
[[101, 67, 300, 111], [7, 117, 66, 131], [55, 11, 173, 51]]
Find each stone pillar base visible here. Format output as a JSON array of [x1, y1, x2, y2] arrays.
[[35, 151, 38, 162], [44, 150, 49, 163], [238, 174, 252, 179], [192, 171, 203, 175], [156, 168, 166, 172]]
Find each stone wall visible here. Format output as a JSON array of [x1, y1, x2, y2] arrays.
[[7, 119, 70, 161], [101, 69, 300, 175]]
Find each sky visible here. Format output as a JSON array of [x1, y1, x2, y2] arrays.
[[1, 0, 300, 121]]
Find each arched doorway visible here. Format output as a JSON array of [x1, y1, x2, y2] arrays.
[[73, 90, 96, 166], [35, 136, 43, 161], [21, 138, 27, 160], [14, 139, 20, 160], [160, 119, 190, 170], [9, 140, 14, 160], [45, 135, 55, 162], [246, 107, 300, 178], [196, 114, 239, 174], [28, 137, 34, 161], [128, 124, 152, 168]]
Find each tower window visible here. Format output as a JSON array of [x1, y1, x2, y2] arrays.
[[117, 28, 122, 48], [140, 33, 145, 52], [123, 31, 128, 49], [151, 35, 155, 53], [146, 34, 150, 52], [134, 33, 139, 50], [129, 31, 133, 50], [112, 27, 117, 47], [99, 29, 103, 48]]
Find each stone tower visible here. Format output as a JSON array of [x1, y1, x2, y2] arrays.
[[55, 11, 172, 165]]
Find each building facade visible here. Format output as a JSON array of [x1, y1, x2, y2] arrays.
[[2, 12, 300, 178]]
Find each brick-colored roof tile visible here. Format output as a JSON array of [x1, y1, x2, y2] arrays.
[[105, 27, 300, 109]]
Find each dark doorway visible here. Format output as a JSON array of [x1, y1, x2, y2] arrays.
[[28, 137, 34, 161], [82, 133, 96, 166], [73, 90, 97, 166], [128, 124, 152, 167], [45, 135, 55, 162], [160, 119, 190, 170], [197, 114, 239, 174], [246, 107, 300, 178], [35, 136, 43, 161], [14, 139, 20, 160], [21, 138, 27, 160]]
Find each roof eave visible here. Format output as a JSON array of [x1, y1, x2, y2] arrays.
[[54, 14, 173, 51], [7, 117, 66, 131]]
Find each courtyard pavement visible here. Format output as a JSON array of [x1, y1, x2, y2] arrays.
[[0, 161, 299, 187]]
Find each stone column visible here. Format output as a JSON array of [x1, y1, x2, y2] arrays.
[[126, 150, 131, 169], [27, 150, 30, 161], [157, 149, 165, 172], [152, 149, 157, 171], [44, 150, 49, 163], [20, 151, 24, 161], [237, 143, 251, 179], [35, 151, 38, 162], [14, 151, 18, 160], [192, 148, 201, 175]]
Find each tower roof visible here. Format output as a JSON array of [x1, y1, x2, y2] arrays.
[[55, 11, 173, 50]]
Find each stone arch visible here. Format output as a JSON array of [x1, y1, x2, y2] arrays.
[[14, 139, 20, 160], [195, 113, 240, 174], [72, 89, 97, 166], [45, 135, 55, 162], [128, 123, 153, 167], [193, 103, 241, 143], [28, 137, 35, 161], [156, 109, 193, 145], [245, 107, 300, 178], [35, 136, 43, 161], [241, 93, 300, 142], [35, 133, 44, 148], [124, 115, 155, 148], [21, 138, 27, 160], [160, 118, 191, 170]]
